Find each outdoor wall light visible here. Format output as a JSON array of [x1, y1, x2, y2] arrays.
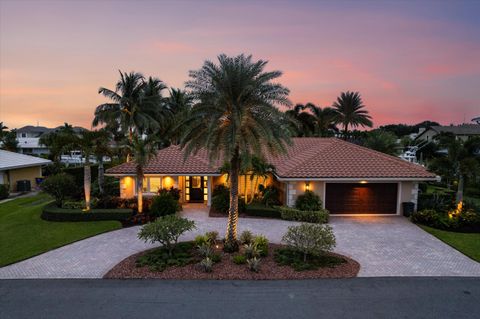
[[305, 182, 310, 191], [359, 180, 368, 184]]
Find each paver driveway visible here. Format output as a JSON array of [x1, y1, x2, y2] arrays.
[[1, 205, 479, 278]]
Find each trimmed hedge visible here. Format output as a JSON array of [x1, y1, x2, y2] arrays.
[[411, 208, 480, 233], [245, 204, 281, 219], [279, 206, 329, 223], [42, 203, 133, 222]]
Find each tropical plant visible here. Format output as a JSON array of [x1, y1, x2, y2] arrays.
[[364, 130, 399, 155], [199, 257, 213, 272], [197, 243, 214, 258], [332, 91, 373, 139], [0, 129, 19, 152], [305, 103, 338, 137], [137, 215, 196, 257], [244, 243, 261, 259], [246, 257, 261, 272], [282, 223, 336, 262], [166, 88, 193, 145], [181, 54, 293, 247], [285, 103, 315, 137], [239, 230, 254, 244], [246, 157, 274, 204], [253, 235, 269, 257], [38, 123, 78, 163], [90, 129, 113, 197], [430, 133, 480, 203]]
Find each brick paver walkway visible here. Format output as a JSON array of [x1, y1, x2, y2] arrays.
[[1, 204, 479, 278]]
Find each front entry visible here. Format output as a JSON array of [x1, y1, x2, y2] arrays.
[[186, 176, 205, 203]]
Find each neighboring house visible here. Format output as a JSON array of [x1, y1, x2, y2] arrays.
[[106, 138, 437, 215], [16, 125, 51, 155], [416, 124, 480, 142], [0, 150, 51, 192]]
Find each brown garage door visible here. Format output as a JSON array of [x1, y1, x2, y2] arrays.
[[325, 183, 398, 214]]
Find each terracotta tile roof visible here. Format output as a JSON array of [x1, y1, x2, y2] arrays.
[[106, 138, 436, 180]]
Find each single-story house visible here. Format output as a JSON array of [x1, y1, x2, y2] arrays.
[[0, 150, 52, 192], [106, 138, 438, 215], [416, 124, 480, 142]]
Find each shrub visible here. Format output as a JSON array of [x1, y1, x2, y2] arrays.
[[40, 173, 76, 207], [232, 254, 247, 265], [295, 190, 322, 211], [194, 235, 209, 247], [417, 192, 455, 211], [62, 201, 84, 209], [223, 239, 239, 253], [206, 231, 219, 245], [197, 243, 214, 258], [411, 208, 480, 232], [253, 235, 269, 257], [41, 203, 133, 222], [117, 197, 153, 213], [211, 185, 245, 214], [282, 223, 336, 262], [199, 257, 213, 273], [244, 204, 281, 218], [259, 185, 281, 207], [244, 243, 261, 259], [247, 257, 261, 272], [211, 253, 222, 263], [239, 230, 254, 244], [150, 192, 178, 217], [138, 215, 196, 257], [279, 206, 329, 223], [136, 241, 195, 272], [410, 209, 440, 226], [158, 187, 181, 200], [274, 248, 345, 271], [0, 184, 9, 200]]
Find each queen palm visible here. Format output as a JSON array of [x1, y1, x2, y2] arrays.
[[285, 103, 315, 137], [181, 54, 292, 248], [332, 91, 373, 139], [305, 103, 338, 137]]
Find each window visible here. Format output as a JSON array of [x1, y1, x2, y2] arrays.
[[191, 176, 201, 188], [21, 133, 27, 138], [142, 177, 162, 193]]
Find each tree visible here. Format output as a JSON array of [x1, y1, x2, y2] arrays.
[[38, 123, 77, 162], [166, 88, 193, 145], [430, 133, 480, 203], [364, 130, 399, 155], [181, 54, 293, 248], [127, 134, 158, 213], [1, 130, 19, 152], [285, 104, 315, 137], [305, 103, 338, 137], [247, 157, 274, 204], [332, 91, 373, 139], [91, 129, 113, 197]]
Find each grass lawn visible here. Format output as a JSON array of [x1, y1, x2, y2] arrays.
[[419, 225, 480, 262], [0, 194, 122, 267]]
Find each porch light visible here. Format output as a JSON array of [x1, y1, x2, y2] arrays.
[[359, 180, 368, 184], [305, 182, 310, 191]]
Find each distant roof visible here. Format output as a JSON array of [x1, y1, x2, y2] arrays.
[[430, 124, 480, 135], [0, 150, 52, 170], [16, 126, 52, 134], [106, 138, 436, 180]]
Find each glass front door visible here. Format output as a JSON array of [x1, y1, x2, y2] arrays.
[[186, 176, 204, 202]]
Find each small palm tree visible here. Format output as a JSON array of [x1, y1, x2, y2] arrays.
[[306, 103, 338, 137], [127, 135, 158, 213], [285, 104, 315, 137], [247, 157, 275, 204], [332, 91, 373, 139], [181, 54, 292, 248]]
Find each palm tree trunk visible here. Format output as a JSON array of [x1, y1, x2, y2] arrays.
[[456, 174, 464, 203], [248, 175, 256, 204], [343, 122, 349, 140], [84, 158, 91, 211], [98, 157, 105, 196], [244, 174, 248, 204], [226, 149, 240, 246], [137, 166, 144, 214]]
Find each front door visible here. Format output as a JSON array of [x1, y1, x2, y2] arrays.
[[188, 176, 204, 202]]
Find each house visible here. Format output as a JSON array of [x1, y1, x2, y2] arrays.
[[0, 150, 51, 192], [16, 126, 52, 155], [416, 124, 480, 142], [106, 138, 438, 215]]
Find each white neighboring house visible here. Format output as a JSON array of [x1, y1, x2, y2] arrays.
[[15, 126, 52, 155], [0, 150, 51, 192]]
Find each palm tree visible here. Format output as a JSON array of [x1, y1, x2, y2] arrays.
[[91, 129, 113, 197], [39, 123, 77, 163], [364, 130, 399, 155], [127, 134, 158, 213], [285, 104, 315, 137], [181, 54, 292, 248], [167, 88, 193, 145], [332, 91, 373, 139], [430, 133, 480, 203], [93, 71, 169, 159], [306, 103, 338, 137], [247, 157, 275, 204]]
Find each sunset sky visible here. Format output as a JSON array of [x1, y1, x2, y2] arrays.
[[1, 0, 479, 129]]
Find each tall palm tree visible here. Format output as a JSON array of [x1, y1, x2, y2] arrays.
[[167, 88, 193, 145], [93, 71, 168, 151], [91, 129, 113, 197], [127, 135, 158, 213], [332, 91, 373, 139], [181, 54, 293, 248], [306, 103, 338, 137]]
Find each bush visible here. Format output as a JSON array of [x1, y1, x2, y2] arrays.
[[158, 187, 181, 200], [245, 204, 281, 218], [197, 243, 214, 258], [138, 215, 196, 257], [211, 185, 245, 214], [418, 183, 428, 193], [199, 257, 213, 273], [244, 243, 261, 259], [41, 203, 133, 222], [239, 230, 254, 244], [0, 184, 9, 200], [247, 257, 261, 272], [62, 201, 85, 209], [410, 209, 440, 226], [259, 185, 281, 207], [116, 196, 154, 213], [253, 235, 269, 257], [40, 173, 77, 207], [295, 190, 322, 211], [411, 208, 480, 232], [417, 192, 455, 211], [136, 242, 195, 272], [206, 231, 219, 245], [282, 223, 336, 262], [279, 206, 329, 223], [150, 192, 178, 217], [232, 254, 247, 265]]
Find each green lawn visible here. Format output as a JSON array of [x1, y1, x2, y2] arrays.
[[0, 194, 122, 267], [419, 225, 480, 262]]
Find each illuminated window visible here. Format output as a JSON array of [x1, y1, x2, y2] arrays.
[[192, 176, 201, 188], [142, 177, 161, 193]]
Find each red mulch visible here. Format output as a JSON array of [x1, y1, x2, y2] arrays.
[[104, 244, 360, 280]]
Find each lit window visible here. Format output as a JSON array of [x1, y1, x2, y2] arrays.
[[192, 176, 201, 188], [149, 177, 161, 192]]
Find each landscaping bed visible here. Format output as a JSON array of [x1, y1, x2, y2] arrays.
[[41, 203, 133, 222], [104, 242, 359, 280]]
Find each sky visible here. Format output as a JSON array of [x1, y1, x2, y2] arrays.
[[0, 0, 479, 129]]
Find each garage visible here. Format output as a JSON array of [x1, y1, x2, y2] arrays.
[[325, 183, 398, 214]]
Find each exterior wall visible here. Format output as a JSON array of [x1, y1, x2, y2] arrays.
[[7, 166, 42, 192], [120, 176, 136, 198], [400, 181, 419, 211], [286, 181, 325, 207]]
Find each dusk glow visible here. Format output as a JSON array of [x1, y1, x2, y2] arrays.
[[1, 0, 479, 129]]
